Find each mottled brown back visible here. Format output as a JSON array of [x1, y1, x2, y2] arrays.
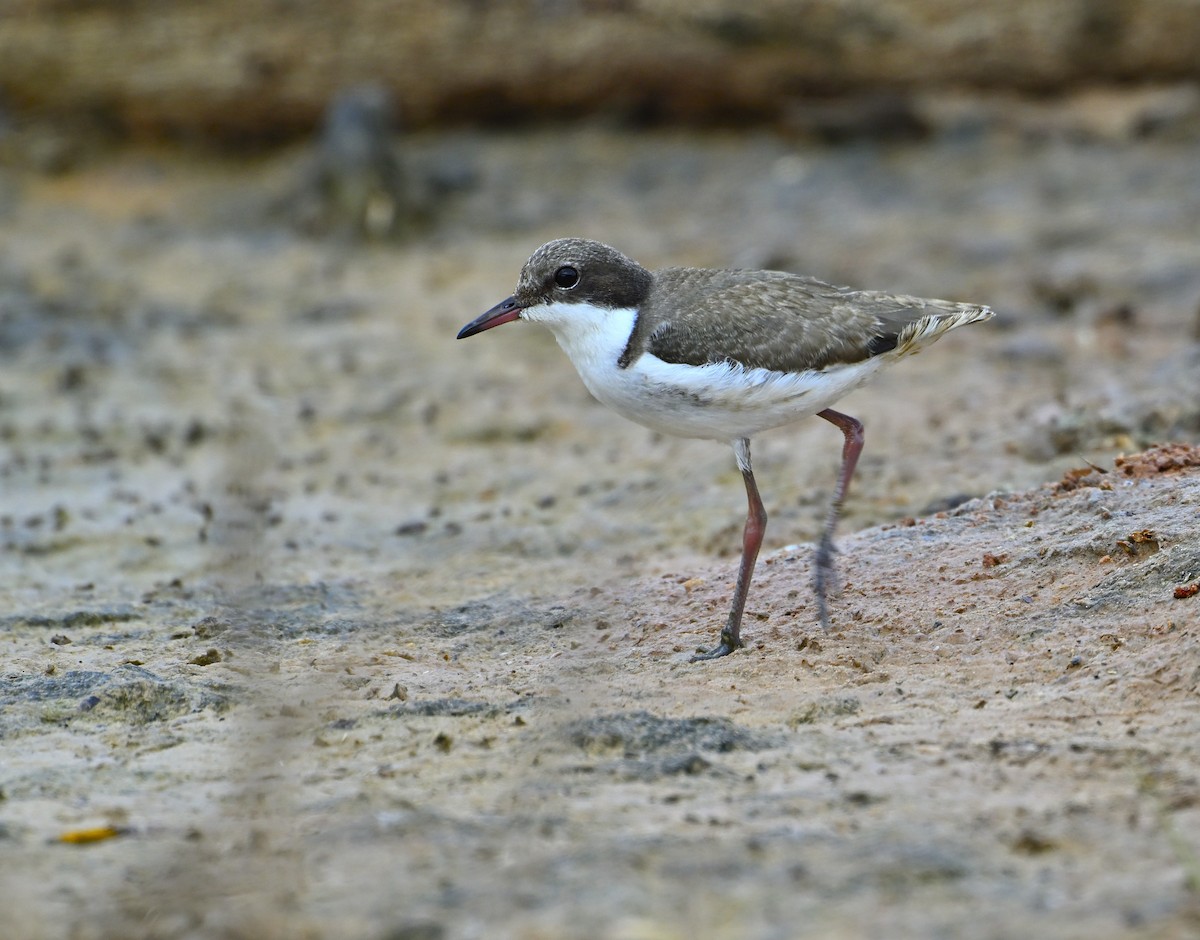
[[625, 267, 986, 373]]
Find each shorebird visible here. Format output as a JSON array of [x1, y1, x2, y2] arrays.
[[458, 238, 992, 659]]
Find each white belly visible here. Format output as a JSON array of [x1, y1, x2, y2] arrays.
[[588, 349, 881, 440]]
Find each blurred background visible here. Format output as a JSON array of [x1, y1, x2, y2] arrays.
[[2, 0, 1198, 606], [1, 0, 1197, 602], [2, 2, 1199, 937]]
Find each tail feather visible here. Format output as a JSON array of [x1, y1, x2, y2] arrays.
[[894, 303, 993, 357]]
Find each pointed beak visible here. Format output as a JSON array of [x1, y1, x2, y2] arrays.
[[457, 296, 524, 339]]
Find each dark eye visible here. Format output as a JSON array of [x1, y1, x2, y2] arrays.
[[553, 266, 580, 290]]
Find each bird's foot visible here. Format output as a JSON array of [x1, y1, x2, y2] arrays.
[[812, 534, 840, 629], [814, 593, 831, 631], [689, 626, 743, 662]]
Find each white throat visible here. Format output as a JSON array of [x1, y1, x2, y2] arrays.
[[522, 299, 636, 382]]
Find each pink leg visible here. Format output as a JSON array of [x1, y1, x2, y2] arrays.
[[813, 408, 864, 627], [692, 438, 766, 661]]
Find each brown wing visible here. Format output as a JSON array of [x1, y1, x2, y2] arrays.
[[633, 267, 979, 373]]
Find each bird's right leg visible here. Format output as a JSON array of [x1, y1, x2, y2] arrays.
[[692, 438, 765, 661]]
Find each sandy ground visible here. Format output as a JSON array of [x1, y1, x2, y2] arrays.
[[1, 117, 1199, 939]]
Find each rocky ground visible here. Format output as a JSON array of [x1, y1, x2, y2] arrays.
[[1, 104, 1199, 938]]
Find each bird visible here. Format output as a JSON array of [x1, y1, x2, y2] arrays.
[[457, 238, 993, 660]]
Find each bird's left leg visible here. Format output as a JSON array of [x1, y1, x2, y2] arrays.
[[813, 408, 864, 627]]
